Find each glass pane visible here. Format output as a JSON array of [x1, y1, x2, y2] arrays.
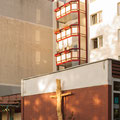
[[62, 30, 65, 38], [92, 38, 98, 49], [118, 3, 120, 15], [98, 11, 102, 23], [57, 33, 61, 40], [66, 29, 71, 36], [114, 93, 120, 120], [90, 0, 96, 3], [72, 27, 78, 34], [63, 39, 67, 48], [80, 0, 85, 3], [91, 14, 97, 25], [81, 49, 86, 59], [80, 13, 86, 26], [62, 54, 66, 61], [72, 51, 78, 58], [72, 37, 78, 48], [56, 11, 60, 18], [61, 7, 65, 16], [66, 5, 70, 13], [99, 36, 103, 47], [72, 3, 77, 10], [59, 41, 63, 50], [114, 81, 120, 91], [57, 56, 61, 63], [118, 29, 120, 42], [81, 36, 86, 50], [68, 37, 72, 47], [66, 53, 71, 60], [80, 26, 86, 34], [56, 43, 59, 51], [80, 2, 85, 11]]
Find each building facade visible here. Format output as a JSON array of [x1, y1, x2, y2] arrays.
[[21, 59, 120, 120], [89, 0, 120, 62], [0, 0, 53, 119], [53, 0, 88, 70], [53, 0, 120, 69], [21, 0, 120, 120]]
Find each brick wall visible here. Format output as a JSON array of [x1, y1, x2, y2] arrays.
[[22, 85, 112, 120]]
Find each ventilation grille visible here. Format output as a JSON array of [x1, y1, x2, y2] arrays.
[[112, 60, 120, 78]]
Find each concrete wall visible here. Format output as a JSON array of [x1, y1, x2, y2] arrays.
[[22, 59, 112, 96], [0, 0, 53, 27], [89, 0, 120, 62], [0, 85, 20, 96], [0, 16, 53, 85]]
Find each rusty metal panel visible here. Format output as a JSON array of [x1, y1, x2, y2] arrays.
[[112, 60, 120, 78]]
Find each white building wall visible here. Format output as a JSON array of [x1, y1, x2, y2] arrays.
[[89, 0, 120, 62], [22, 59, 112, 96]]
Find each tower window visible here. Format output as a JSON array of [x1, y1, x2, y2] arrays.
[[90, 0, 96, 3], [118, 56, 120, 60], [118, 29, 120, 42], [92, 35, 103, 49], [91, 11, 102, 25], [118, 3, 120, 15]]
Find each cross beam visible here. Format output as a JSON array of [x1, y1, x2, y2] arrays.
[[50, 79, 71, 120]]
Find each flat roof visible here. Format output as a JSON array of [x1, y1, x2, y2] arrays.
[[23, 58, 115, 81]]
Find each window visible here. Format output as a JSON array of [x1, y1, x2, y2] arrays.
[[90, 0, 96, 3], [62, 53, 66, 62], [61, 7, 65, 16], [66, 29, 71, 36], [118, 3, 120, 15], [56, 11, 60, 18], [57, 56, 61, 64], [63, 39, 67, 48], [66, 5, 70, 13], [57, 33, 61, 40], [114, 81, 120, 91], [71, 2, 78, 10], [118, 29, 120, 42], [66, 53, 71, 61], [61, 30, 65, 39], [92, 38, 97, 48], [118, 56, 120, 60], [92, 35, 103, 49], [91, 11, 102, 25]]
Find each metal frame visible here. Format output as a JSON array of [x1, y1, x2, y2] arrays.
[[54, 0, 88, 68], [54, 0, 78, 21]]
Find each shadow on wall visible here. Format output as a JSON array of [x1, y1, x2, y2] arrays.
[[23, 85, 110, 120]]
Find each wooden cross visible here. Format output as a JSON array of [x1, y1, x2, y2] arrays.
[[50, 79, 71, 120]]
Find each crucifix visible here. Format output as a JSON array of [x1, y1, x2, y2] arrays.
[[50, 79, 71, 120]]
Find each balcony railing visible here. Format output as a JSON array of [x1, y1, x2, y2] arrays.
[[55, 48, 79, 65], [56, 36, 79, 52], [54, 0, 78, 21], [55, 24, 79, 42]]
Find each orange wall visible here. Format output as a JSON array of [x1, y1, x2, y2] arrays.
[[22, 85, 112, 120]]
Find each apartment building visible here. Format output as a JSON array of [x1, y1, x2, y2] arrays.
[[21, 0, 120, 120], [0, 0, 53, 119], [53, 0, 88, 71], [89, 0, 120, 62]]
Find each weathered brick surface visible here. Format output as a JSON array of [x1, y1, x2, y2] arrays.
[[22, 85, 112, 120]]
